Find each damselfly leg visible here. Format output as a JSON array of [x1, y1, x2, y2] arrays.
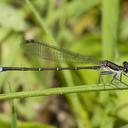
[[98, 71, 128, 89], [98, 71, 113, 89], [110, 72, 128, 87]]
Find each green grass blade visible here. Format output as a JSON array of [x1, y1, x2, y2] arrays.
[[100, 0, 120, 128], [0, 83, 127, 101], [8, 84, 17, 128], [102, 0, 120, 60]]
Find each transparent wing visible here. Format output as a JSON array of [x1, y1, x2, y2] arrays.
[[22, 40, 98, 64]]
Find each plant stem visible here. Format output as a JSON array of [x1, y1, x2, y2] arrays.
[[0, 83, 128, 101]]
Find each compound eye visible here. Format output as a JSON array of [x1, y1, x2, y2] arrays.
[[123, 61, 128, 66], [123, 61, 128, 73]]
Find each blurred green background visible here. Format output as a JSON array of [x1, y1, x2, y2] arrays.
[[0, 0, 128, 128]]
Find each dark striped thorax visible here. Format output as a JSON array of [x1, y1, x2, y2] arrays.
[[100, 60, 124, 72]]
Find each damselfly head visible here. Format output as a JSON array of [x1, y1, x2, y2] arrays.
[[123, 61, 128, 73]]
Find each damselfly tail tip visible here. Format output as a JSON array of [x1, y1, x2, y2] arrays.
[[0, 67, 3, 72]]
